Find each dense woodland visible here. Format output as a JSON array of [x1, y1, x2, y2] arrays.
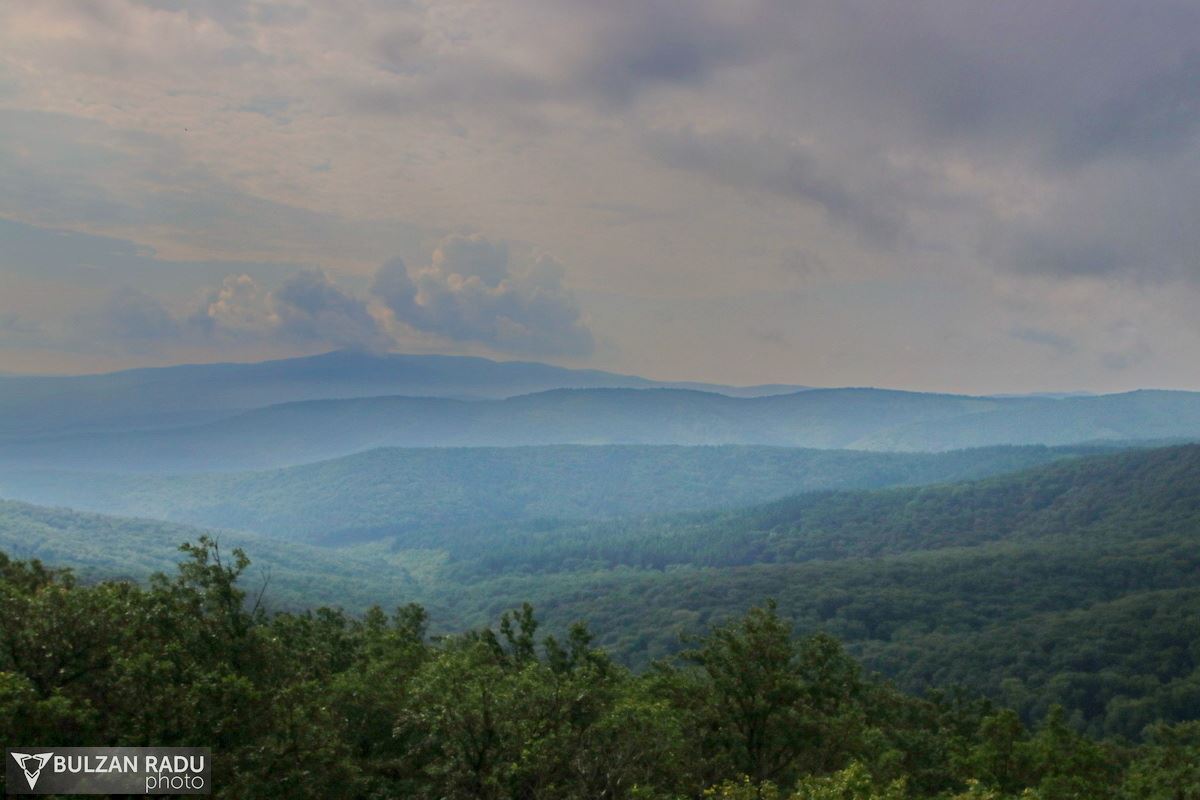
[[5, 444, 1200, 749], [9, 0, 1200, 789], [3, 541, 1199, 799], [0, 443, 1108, 542]]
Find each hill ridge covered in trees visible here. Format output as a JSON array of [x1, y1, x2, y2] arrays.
[[0, 443, 1111, 542], [4, 445, 1200, 744], [2, 540, 1197, 798]]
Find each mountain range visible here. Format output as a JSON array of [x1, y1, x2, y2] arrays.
[[0, 349, 805, 439], [2, 383, 1198, 472], [3, 351, 1197, 473]]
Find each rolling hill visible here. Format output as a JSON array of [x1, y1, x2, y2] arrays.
[[0, 443, 1105, 542], [4, 444, 1200, 737], [397, 444, 1200, 737], [0, 499, 422, 611]]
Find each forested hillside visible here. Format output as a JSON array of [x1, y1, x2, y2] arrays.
[[430, 443, 1200, 573], [0, 443, 1105, 541], [405, 446, 1200, 738], [0, 500, 423, 610], [2, 543, 1196, 799], [5, 445, 1200, 742]]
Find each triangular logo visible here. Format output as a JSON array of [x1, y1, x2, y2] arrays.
[[10, 752, 53, 790]]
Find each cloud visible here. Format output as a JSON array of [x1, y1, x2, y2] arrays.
[[56, 271, 387, 355], [982, 159, 1200, 282], [0, 312, 48, 350], [372, 234, 594, 356], [1097, 320, 1153, 372], [10, 227, 593, 359], [80, 286, 185, 351], [645, 127, 916, 247], [1050, 52, 1200, 168], [554, 0, 759, 107], [1009, 326, 1076, 355], [10, 0, 1200, 291], [196, 274, 275, 334], [236, 95, 293, 120], [4, 0, 1200, 388], [0, 107, 430, 272], [271, 269, 391, 350]]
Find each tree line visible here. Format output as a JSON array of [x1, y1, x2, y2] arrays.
[[2, 540, 1197, 799]]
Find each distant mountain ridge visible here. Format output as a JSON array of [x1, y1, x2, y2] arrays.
[[0, 350, 807, 438], [2, 350, 1199, 472], [1, 384, 1198, 472]]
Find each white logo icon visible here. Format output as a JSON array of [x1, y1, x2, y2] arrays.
[[11, 752, 53, 789]]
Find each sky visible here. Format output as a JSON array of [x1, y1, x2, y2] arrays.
[[2, 0, 1200, 393]]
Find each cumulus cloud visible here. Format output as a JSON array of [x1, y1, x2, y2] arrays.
[[195, 274, 275, 335], [371, 234, 594, 356], [31, 235, 592, 358], [58, 271, 386, 355], [270, 269, 391, 350]]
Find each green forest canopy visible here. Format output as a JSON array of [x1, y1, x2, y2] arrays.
[[4, 445, 1200, 743], [3, 541, 1198, 799]]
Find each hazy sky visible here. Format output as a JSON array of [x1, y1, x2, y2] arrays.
[[3, 1, 1200, 392]]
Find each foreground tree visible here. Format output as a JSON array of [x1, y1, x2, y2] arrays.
[[2, 546, 1197, 798]]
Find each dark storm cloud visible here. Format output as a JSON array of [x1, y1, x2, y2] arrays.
[[6, 0, 1200, 386], [16, 1, 1200, 288], [544, 0, 1200, 281], [645, 128, 912, 247], [813, 2, 1200, 280], [1051, 52, 1200, 168], [342, 0, 760, 117], [766, 1, 1200, 162], [562, 0, 757, 106]]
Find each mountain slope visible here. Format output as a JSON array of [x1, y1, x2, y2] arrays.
[[4, 445, 1200, 736], [398, 445, 1200, 736], [0, 443, 1104, 542], [430, 444, 1200, 574], [0, 499, 422, 611]]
